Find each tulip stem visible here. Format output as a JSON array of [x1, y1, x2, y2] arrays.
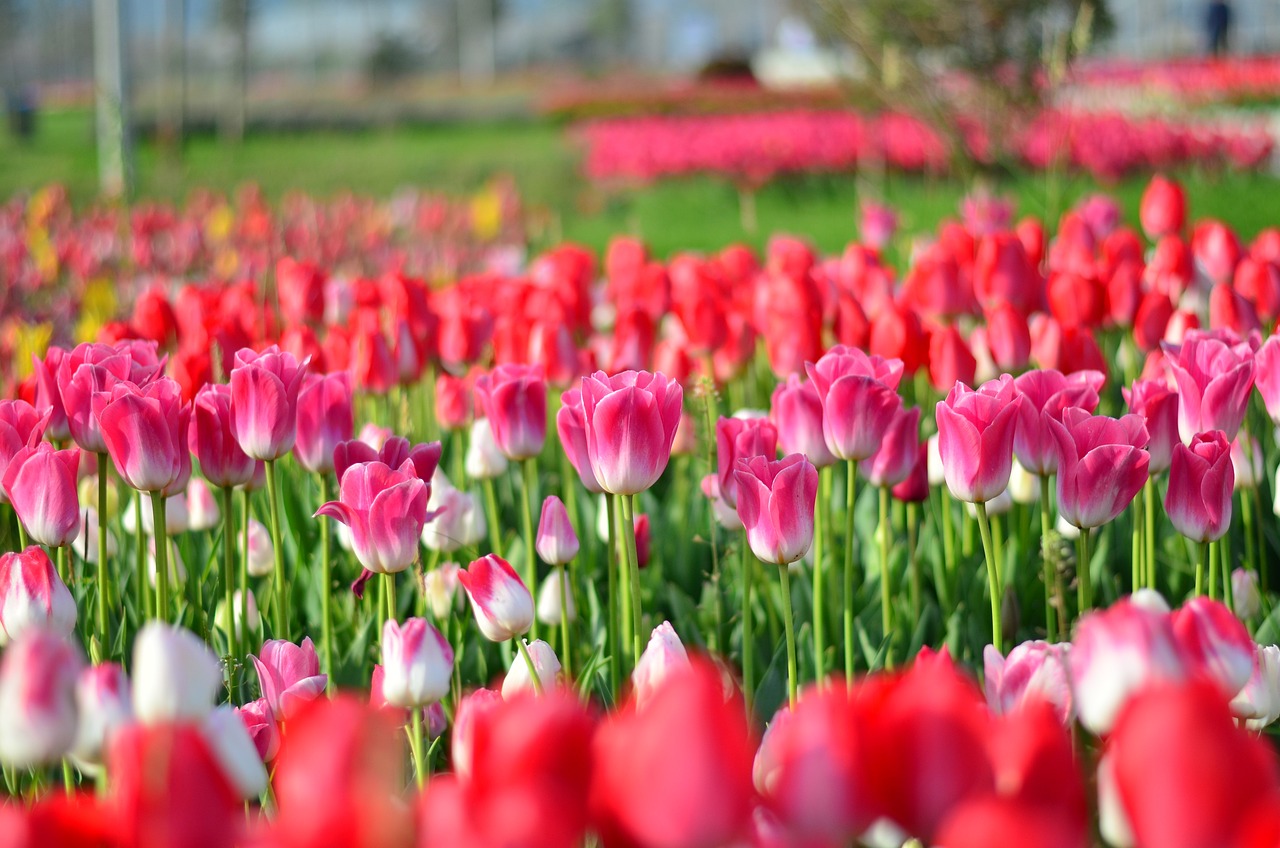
[[520, 458, 539, 641], [410, 708, 427, 789], [844, 461, 857, 681], [940, 488, 956, 584], [1077, 527, 1093, 614], [878, 486, 893, 669], [239, 489, 252, 696], [481, 477, 504, 560], [96, 454, 110, 657], [813, 465, 830, 687], [318, 474, 334, 694], [740, 530, 754, 712], [974, 501, 1002, 652], [622, 494, 644, 670], [151, 492, 170, 622], [385, 572, 398, 624], [1243, 486, 1259, 586], [779, 563, 798, 709], [134, 490, 149, 621], [13, 505, 26, 550], [61, 760, 74, 795], [1144, 476, 1158, 592], [1039, 475, 1057, 642], [264, 459, 289, 640], [1197, 540, 1209, 597], [515, 637, 544, 695], [222, 486, 238, 693], [558, 565, 573, 680], [1208, 541, 1220, 601], [605, 492, 620, 694], [907, 502, 921, 624]]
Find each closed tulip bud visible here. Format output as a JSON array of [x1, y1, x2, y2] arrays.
[[631, 621, 690, 709], [1050, 408, 1150, 529], [537, 568, 576, 626], [380, 618, 454, 708], [465, 417, 509, 480], [58, 346, 134, 454], [935, 375, 1022, 504], [73, 506, 117, 565], [0, 546, 76, 645], [928, 324, 978, 393], [1140, 174, 1186, 240], [536, 495, 579, 565], [459, 554, 534, 642], [770, 374, 836, 469], [891, 442, 929, 503], [1171, 597, 1254, 698], [1070, 598, 1187, 734], [235, 697, 280, 763], [556, 389, 604, 493], [423, 562, 462, 620], [0, 629, 83, 767], [215, 589, 260, 643], [1, 443, 80, 547], [1164, 331, 1255, 444], [861, 406, 921, 488], [502, 639, 561, 698], [315, 460, 431, 574], [188, 384, 256, 489], [983, 641, 1073, 724], [31, 349, 68, 443], [474, 364, 547, 461], [229, 345, 309, 461], [1231, 436, 1264, 489], [1232, 568, 1261, 619], [1123, 378, 1180, 473], [451, 688, 503, 779], [435, 372, 472, 432], [734, 454, 818, 565], [185, 477, 219, 531], [70, 662, 132, 771], [1230, 644, 1280, 730], [983, 301, 1032, 372], [252, 638, 327, 722], [716, 415, 778, 510], [202, 704, 269, 800], [580, 369, 684, 495], [806, 345, 904, 462], [132, 622, 222, 723], [0, 400, 48, 506], [294, 371, 354, 475], [1166, 430, 1234, 543]]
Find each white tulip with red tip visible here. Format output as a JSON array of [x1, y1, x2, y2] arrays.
[[186, 477, 221, 532], [1170, 596, 1254, 698], [458, 554, 534, 642], [984, 640, 1074, 724], [131, 622, 222, 723], [0, 547, 76, 645], [502, 639, 561, 698], [423, 562, 462, 620], [380, 618, 455, 708], [1097, 754, 1135, 848], [245, 519, 274, 577], [203, 704, 269, 799], [1231, 644, 1280, 730], [632, 621, 690, 709], [1233, 568, 1261, 620], [536, 569, 576, 626], [71, 662, 133, 772], [0, 628, 83, 767]]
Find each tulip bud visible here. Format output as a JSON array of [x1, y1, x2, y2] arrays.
[[1, 443, 80, 547], [632, 621, 690, 709], [1230, 644, 1280, 730], [132, 622, 222, 723], [185, 478, 220, 531], [0, 546, 76, 645], [423, 562, 462, 621], [422, 474, 487, 553], [230, 346, 309, 461], [203, 704, 269, 799], [0, 629, 83, 767], [1170, 597, 1253, 697], [536, 568, 576, 626], [502, 639, 561, 698], [983, 641, 1073, 724], [236, 697, 279, 763], [734, 454, 818, 565], [215, 590, 261, 643], [70, 662, 132, 771], [251, 638, 327, 722], [458, 554, 534, 642], [474, 364, 548, 461], [536, 495, 579, 565], [1166, 431, 1234, 543], [1231, 436, 1264, 490], [245, 518, 274, 577], [465, 418, 508, 480], [380, 618, 454, 708], [1232, 568, 1261, 620]]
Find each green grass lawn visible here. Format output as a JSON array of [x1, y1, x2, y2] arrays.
[[3, 108, 1277, 257]]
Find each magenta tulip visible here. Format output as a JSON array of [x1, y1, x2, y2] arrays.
[[1165, 430, 1234, 543], [315, 460, 432, 574], [770, 374, 836, 468], [1163, 330, 1255, 443], [0, 546, 76, 645], [733, 454, 818, 565], [556, 389, 604, 494], [0, 400, 49, 505], [1123, 378, 1180, 473], [333, 436, 442, 487], [716, 416, 779, 509], [1012, 369, 1104, 476], [474, 364, 547, 461], [31, 347, 69, 443], [188, 384, 255, 489], [251, 638, 327, 722], [294, 371, 354, 475], [983, 640, 1074, 724], [457, 554, 534, 642], [1049, 408, 1150, 529], [97, 378, 190, 494], [1, 443, 80, 547], [57, 348, 132, 454], [861, 405, 921, 488], [229, 345, 309, 461], [1253, 335, 1280, 426], [805, 345, 904, 462], [934, 375, 1022, 503], [536, 495, 579, 565], [579, 370, 683, 496]]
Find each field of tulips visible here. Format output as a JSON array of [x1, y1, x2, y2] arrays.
[[1072, 56, 1280, 108], [3, 170, 1280, 847]]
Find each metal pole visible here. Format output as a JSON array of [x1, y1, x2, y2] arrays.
[[93, 0, 132, 198]]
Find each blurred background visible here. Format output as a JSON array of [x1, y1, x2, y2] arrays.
[[2, 0, 1280, 254]]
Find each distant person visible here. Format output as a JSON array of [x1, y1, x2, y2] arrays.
[[6, 86, 36, 141], [1206, 0, 1232, 58]]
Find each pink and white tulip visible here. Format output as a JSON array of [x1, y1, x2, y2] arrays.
[[251, 638, 328, 722], [0, 546, 76, 645], [380, 618, 454, 708], [580, 370, 684, 495], [458, 554, 535, 642], [229, 345, 309, 461]]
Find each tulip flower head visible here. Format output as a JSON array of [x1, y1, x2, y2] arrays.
[[315, 459, 433, 575], [474, 364, 547, 461], [71, 662, 133, 770], [1166, 430, 1234, 543], [188, 383, 256, 489], [458, 554, 534, 642], [97, 378, 191, 494], [934, 375, 1022, 503], [229, 345, 309, 461], [502, 639, 561, 698], [1163, 331, 1255, 444], [805, 345, 904, 462], [1, 442, 81, 547], [631, 621, 691, 709], [294, 371, 354, 475], [536, 495, 579, 565], [380, 618, 454, 708], [0, 399, 48, 505], [734, 454, 818, 565], [251, 638, 328, 722], [1050, 408, 1150, 529], [131, 622, 223, 724], [0, 546, 76, 645], [0, 628, 83, 767], [579, 369, 684, 495]]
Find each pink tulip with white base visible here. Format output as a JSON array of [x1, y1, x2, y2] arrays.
[[0, 546, 76, 645], [380, 618, 454, 708], [0, 628, 83, 767]]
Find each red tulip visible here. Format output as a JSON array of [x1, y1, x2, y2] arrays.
[[434, 371, 472, 432], [1234, 258, 1280, 323], [188, 384, 256, 489], [1, 443, 81, 547], [1193, 220, 1243, 286], [348, 317, 397, 395], [276, 257, 327, 326], [928, 324, 977, 392], [1209, 282, 1262, 337], [1048, 272, 1106, 329], [474, 364, 547, 462], [1139, 174, 1186, 240], [975, 232, 1038, 315], [1171, 596, 1254, 698], [934, 375, 1021, 503], [1133, 291, 1175, 352], [869, 301, 928, 375], [1166, 430, 1234, 543], [983, 301, 1032, 372]]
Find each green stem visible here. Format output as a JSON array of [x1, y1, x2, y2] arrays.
[[264, 460, 288, 639], [941, 488, 956, 581], [222, 486, 237, 694], [907, 502, 920, 625], [558, 565, 573, 680], [385, 572, 398, 624], [605, 493, 620, 694], [135, 490, 149, 621], [740, 530, 754, 711], [515, 637, 544, 695], [1242, 486, 1258, 584], [481, 477, 504, 560], [1039, 475, 1057, 641], [151, 492, 169, 622], [975, 501, 1002, 652], [1145, 476, 1158, 592], [622, 494, 644, 669], [410, 708, 427, 789], [62, 760, 74, 795], [520, 458, 539, 641], [1132, 485, 1143, 594], [780, 563, 798, 709], [878, 486, 893, 668], [1197, 540, 1209, 597], [1208, 539, 1220, 601], [239, 489, 251, 695], [1078, 526, 1093, 614], [96, 455, 110, 657], [1221, 538, 1233, 612], [813, 466, 830, 686], [318, 474, 334, 693], [844, 461, 857, 680]]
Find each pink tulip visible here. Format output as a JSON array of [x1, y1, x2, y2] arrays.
[[1071, 597, 1187, 734], [187, 384, 255, 489], [734, 454, 818, 565], [0, 400, 48, 506], [1, 443, 80, 547], [1253, 335, 1280, 426], [1123, 378, 1180, 473], [805, 345, 904, 462], [474, 364, 547, 461], [71, 662, 134, 768], [315, 460, 432, 574], [556, 389, 604, 493], [1163, 330, 1255, 443], [716, 416, 779, 509], [251, 637, 328, 722], [1171, 597, 1254, 698], [1165, 430, 1234, 543], [861, 405, 921, 488], [57, 348, 133, 454], [536, 495, 579, 565], [294, 371, 354, 475], [934, 375, 1022, 503], [97, 378, 190, 495], [1012, 369, 1104, 476], [983, 641, 1073, 724], [235, 697, 280, 763], [580, 370, 684, 495], [0, 547, 76, 645], [333, 436, 442, 487], [770, 374, 836, 469], [1049, 408, 1150, 529], [229, 345, 309, 461], [458, 554, 535, 642], [631, 621, 690, 710], [0, 629, 83, 766], [380, 618, 454, 708], [31, 347, 69, 443]]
